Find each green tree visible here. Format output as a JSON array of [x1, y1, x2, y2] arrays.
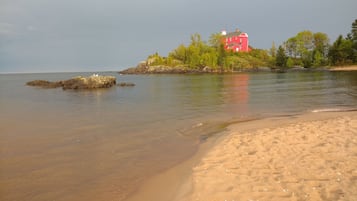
[[208, 32, 227, 70], [217, 43, 227, 68], [208, 32, 224, 48], [351, 19, 357, 42], [313, 32, 329, 57], [286, 57, 294, 68], [351, 19, 357, 62], [284, 30, 330, 67], [186, 44, 201, 68], [328, 19, 357, 65], [296, 31, 314, 68], [147, 52, 165, 66], [312, 50, 323, 67], [190, 33, 203, 48], [296, 30, 314, 54], [301, 50, 313, 68], [169, 44, 187, 63], [276, 45, 287, 68], [328, 35, 354, 65], [270, 41, 277, 57], [201, 51, 218, 68], [284, 31, 313, 59], [284, 37, 298, 58]]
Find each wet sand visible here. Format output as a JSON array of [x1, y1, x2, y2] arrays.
[[127, 111, 357, 201]]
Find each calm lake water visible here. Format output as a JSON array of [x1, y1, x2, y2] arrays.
[[1, 71, 357, 201]]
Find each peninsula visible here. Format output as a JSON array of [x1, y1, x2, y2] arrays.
[[120, 20, 356, 74]]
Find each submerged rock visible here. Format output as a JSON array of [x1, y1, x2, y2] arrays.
[[26, 75, 116, 90], [117, 82, 135, 87]]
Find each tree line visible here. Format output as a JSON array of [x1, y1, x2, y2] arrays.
[[146, 19, 357, 72], [276, 19, 357, 69]]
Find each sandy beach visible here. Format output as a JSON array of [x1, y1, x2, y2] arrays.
[[180, 111, 357, 201], [330, 65, 357, 71]]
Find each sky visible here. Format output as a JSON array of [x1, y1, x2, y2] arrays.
[[0, 0, 356, 73]]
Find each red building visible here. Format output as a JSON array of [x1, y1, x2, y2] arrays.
[[222, 29, 250, 52]]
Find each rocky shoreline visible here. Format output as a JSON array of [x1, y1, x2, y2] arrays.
[[119, 59, 357, 75], [119, 65, 212, 74], [118, 63, 345, 75], [119, 64, 274, 75]]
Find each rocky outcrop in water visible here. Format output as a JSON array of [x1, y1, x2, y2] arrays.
[[26, 75, 117, 90]]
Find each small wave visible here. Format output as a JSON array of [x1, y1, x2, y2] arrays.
[[311, 108, 357, 113], [176, 121, 226, 141], [177, 117, 259, 142]]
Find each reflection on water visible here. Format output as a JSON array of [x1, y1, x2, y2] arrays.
[[0, 71, 357, 201], [223, 74, 250, 115]]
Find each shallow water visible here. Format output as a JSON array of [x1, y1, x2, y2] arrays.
[[0, 71, 356, 200]]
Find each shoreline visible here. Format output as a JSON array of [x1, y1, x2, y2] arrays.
[[125, 124, 227, 201], [119, 64, 357, 75], [329, 65, 357, 71], [125, 110, 357, 201]]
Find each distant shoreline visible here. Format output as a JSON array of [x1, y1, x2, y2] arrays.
[[1, 65, 356, 75], [329, 65, 357, 71], [119, 65, 357, 75]]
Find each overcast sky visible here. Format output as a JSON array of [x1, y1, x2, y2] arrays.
[[0, 0, 356, 73]]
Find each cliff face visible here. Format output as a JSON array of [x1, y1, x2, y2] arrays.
[[26, 75, 116, 90]]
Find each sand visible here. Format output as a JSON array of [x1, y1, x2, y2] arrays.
[[330, 65, 357, 71], [181, 112, 357, 201]]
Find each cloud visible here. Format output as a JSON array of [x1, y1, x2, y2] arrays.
[[1, 0, 357, 72], [0, 22, 16, 36], [27, 25, 36, 31]]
